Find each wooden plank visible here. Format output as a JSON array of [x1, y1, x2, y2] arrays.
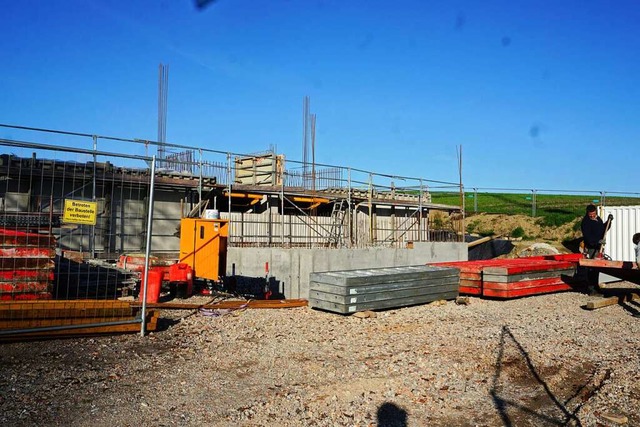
[[585, 293, 640, 310], [0, 310, 158, 341], [578, 259, 640, 285], [579, 259, 639, 270], [0, 307, 136, 320], [0, 316, 140, 329], [0, 322, 142, 340], [0, 300, 132, 311], [132, 299, 308, 310]]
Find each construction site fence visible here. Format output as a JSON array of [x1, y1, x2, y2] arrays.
[[0, 137, 156, 337]]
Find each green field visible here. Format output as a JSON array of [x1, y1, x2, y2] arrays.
[[430, 192, 640, 226]]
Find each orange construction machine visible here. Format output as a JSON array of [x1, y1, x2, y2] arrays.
[[178, 217, 228, 289]]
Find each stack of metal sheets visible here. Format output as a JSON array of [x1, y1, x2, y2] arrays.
[[309, 265, 459, 314]]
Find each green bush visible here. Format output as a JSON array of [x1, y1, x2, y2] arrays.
[[511, 226, 525, 238], [539, 213, 576, 227], [433, 216, 444, 229]]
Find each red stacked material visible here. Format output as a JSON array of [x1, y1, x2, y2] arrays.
[[432, 257, 578, 299], [116, 254, 159, 272], [430, 260, 487, 295], [0, 228, 56, 300]]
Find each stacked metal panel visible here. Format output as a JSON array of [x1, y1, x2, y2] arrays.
[[309, 265, 459, 314], [481, 260, 575, 298], [434, 256, 578, 299], [0, 228, 55, 300]]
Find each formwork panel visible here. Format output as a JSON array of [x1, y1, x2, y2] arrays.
[[309, 265, 459, 314]]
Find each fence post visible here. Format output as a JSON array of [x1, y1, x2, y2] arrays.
[[348, 168, 352, 247], [227, 153, 232, 246], [140, 155, 156, 337], [419, 178, 423, 243], [198, 148, 203, 209], [91, 135, 98, 258], [473, 187, 478, 213], [531, 189, 537, 217]]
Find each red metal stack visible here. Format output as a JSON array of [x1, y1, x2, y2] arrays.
[[433, 255, 579, 298], [0, 228, 56, 300]]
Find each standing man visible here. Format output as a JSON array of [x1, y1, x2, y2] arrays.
[[580, 204, 612, 295], [581, 204, 605, 259]]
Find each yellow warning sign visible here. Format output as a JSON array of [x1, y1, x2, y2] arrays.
[[63, 199, 97, 225]]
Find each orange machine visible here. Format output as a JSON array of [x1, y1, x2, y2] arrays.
[[179, 218, 228, 282]]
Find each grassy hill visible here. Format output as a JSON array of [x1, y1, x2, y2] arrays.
[[431, 191, 640, 227]]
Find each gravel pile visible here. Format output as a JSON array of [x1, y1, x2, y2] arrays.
[[1, 289, 639, 426]]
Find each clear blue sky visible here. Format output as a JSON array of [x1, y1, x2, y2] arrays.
[[2, 0, 639, 193]]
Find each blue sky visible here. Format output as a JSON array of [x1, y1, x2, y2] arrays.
[[2, 0, 639, 193]]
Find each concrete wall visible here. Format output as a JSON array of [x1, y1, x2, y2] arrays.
[[227, 242, 467, 299]]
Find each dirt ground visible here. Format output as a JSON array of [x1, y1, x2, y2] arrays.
[[2, 214, 637, 426], [1, 288, 639, 427]]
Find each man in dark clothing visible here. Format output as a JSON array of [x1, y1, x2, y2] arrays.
[[579, 204, 612, 295], [581, 204, 605, 259]]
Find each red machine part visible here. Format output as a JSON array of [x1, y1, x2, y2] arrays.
[[139, 268, 162, 303], [168, 263, 193, 298]]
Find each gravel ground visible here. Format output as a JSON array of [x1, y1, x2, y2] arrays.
[[1, 288, 639, 427]]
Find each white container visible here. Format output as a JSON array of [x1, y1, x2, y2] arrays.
[[601, 205, 640, 262], [204, 209, 220, 219]]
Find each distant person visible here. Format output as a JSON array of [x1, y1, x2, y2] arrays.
[[633, 233, 640, 269]]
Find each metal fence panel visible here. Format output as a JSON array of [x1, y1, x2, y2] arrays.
[[0, 140, 154, 336]]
